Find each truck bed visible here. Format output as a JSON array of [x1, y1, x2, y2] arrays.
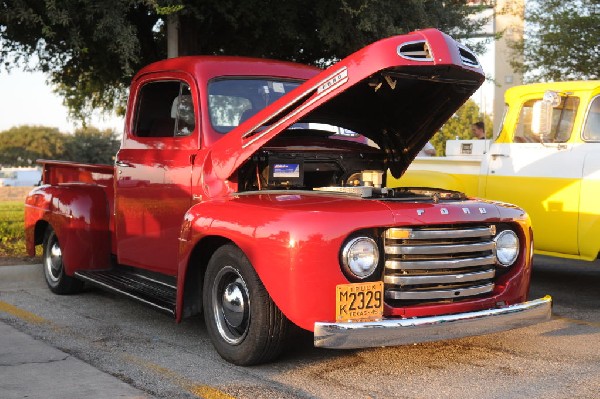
[[39, 159, 114, 187]]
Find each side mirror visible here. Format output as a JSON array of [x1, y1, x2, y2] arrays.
[[531, 91, 561, 137]]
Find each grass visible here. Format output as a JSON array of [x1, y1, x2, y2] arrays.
[[0, 200, 28, 257]]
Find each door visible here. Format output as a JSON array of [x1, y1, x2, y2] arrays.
[[577, 94, 600, 259], [483, 95, 583, 256], [115, 75, 199, 274]]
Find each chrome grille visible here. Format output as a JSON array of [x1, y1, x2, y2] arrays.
[[384, 225, 496, 304]]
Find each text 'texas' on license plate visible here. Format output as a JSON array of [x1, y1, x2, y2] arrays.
[[336, 281, 383, 322]]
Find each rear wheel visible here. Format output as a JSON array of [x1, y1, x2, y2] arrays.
[[203, 244, 290, 366], [43, 227, 83, 294]]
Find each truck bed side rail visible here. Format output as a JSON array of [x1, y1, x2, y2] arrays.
[[38, 159, 114, 187]]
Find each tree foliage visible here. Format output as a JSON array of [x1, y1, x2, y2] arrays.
[[508, 0, 600, 82], [1, 0, 490, 121], [429, 100, 493, 156], [0, 125, 65, 166], [63, 127, 120, 164], [0, 125, 119, 166]]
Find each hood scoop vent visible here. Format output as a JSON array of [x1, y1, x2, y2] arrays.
[[397, 41, 433, 62], [459, 46, 480, 68]]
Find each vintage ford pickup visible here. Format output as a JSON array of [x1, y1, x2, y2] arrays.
[[25, 29, 551, 365], [393, 81, 600, 262]]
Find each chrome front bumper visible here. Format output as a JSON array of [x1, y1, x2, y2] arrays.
[[314, 296, 552, 349]]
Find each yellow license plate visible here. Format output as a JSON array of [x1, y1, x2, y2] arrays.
[[336, 281, 384, 322]]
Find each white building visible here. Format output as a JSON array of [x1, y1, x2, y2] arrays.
[[0, 167, 42, 187]]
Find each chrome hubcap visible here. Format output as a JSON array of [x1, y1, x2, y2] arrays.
[[212, 266, 250, 345], [222, 281, 246, 328], [45, 238, 63, 283]]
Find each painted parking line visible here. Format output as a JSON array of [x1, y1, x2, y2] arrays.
[[0, 300, 236, 399], [0, 300, 49, 324], [123, 354, 236, 399]]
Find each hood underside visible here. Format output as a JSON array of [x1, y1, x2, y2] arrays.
[[205, 29, 484, 185], [298, 64, 483, 177]]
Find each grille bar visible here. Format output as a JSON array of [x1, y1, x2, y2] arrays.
[[385, 226, 494, 240], [386, 255, 496, 270], [385, 241, 495, 255], [386, 283, 494, 301], [384, 268, 495, 286]]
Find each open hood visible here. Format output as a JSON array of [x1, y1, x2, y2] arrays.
[[204, 29, 484, 189]]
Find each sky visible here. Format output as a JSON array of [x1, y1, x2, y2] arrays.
[[0, 42, 494, 135], [0, 68, 124, 133]]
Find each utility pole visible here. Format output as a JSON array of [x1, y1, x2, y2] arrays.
[[167, 14, 179, 58], [493, 0, 524, 136]]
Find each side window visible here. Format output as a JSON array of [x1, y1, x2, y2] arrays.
[[514, 96, 580, 143], [133, 81, 195, 137], [582, 96, 600, 141]]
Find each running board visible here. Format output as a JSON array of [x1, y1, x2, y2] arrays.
[[74, 270, 176, 316]]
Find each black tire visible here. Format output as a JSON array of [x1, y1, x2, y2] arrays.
[[42, 227, 83, 295], [203, 244, 290, 366]]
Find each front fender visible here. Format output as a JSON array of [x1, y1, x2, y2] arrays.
[[25, 184, 111, 274], [177, 193, 394, 330]]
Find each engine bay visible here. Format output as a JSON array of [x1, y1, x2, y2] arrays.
[[236, 136, 466, 202]]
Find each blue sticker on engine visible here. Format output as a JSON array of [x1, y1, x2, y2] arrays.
[[273, 163, 300, 178]]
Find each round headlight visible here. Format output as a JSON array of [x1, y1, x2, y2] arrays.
[[494, 230, 519, 267], [342, 237, 379, 279]]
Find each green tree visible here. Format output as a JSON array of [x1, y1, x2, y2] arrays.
[[429, 100, 492, 156], [508, 0, 600, 82], [0, 125, 66, 166], [62, 127, 120, 165], [1, 1, 490, 121]]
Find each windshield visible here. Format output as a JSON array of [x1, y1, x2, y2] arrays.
[[207, 77, 364, 144], [208, 78, 303, 134]]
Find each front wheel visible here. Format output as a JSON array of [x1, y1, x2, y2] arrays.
[[43, 227, 83, 295], [203, 244, 290, 366]]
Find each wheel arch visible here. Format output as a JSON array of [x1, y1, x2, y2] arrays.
[[178, 235, 233, 321], [33, 219, 50, 247]]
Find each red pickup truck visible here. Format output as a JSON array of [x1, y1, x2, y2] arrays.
[[25, 29, 551, 365]]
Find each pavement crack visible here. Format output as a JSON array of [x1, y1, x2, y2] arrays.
[[0, 355, 70, 367]]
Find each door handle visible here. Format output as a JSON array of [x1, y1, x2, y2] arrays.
[[115, 161, 134, 168], [490, 153, 509, 158]]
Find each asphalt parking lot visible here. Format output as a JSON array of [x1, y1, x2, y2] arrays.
[[1, 255, 599, 399]]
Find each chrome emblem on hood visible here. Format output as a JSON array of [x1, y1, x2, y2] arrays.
[[416, 207, 486, 216], [317, 67, 348, 94]]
